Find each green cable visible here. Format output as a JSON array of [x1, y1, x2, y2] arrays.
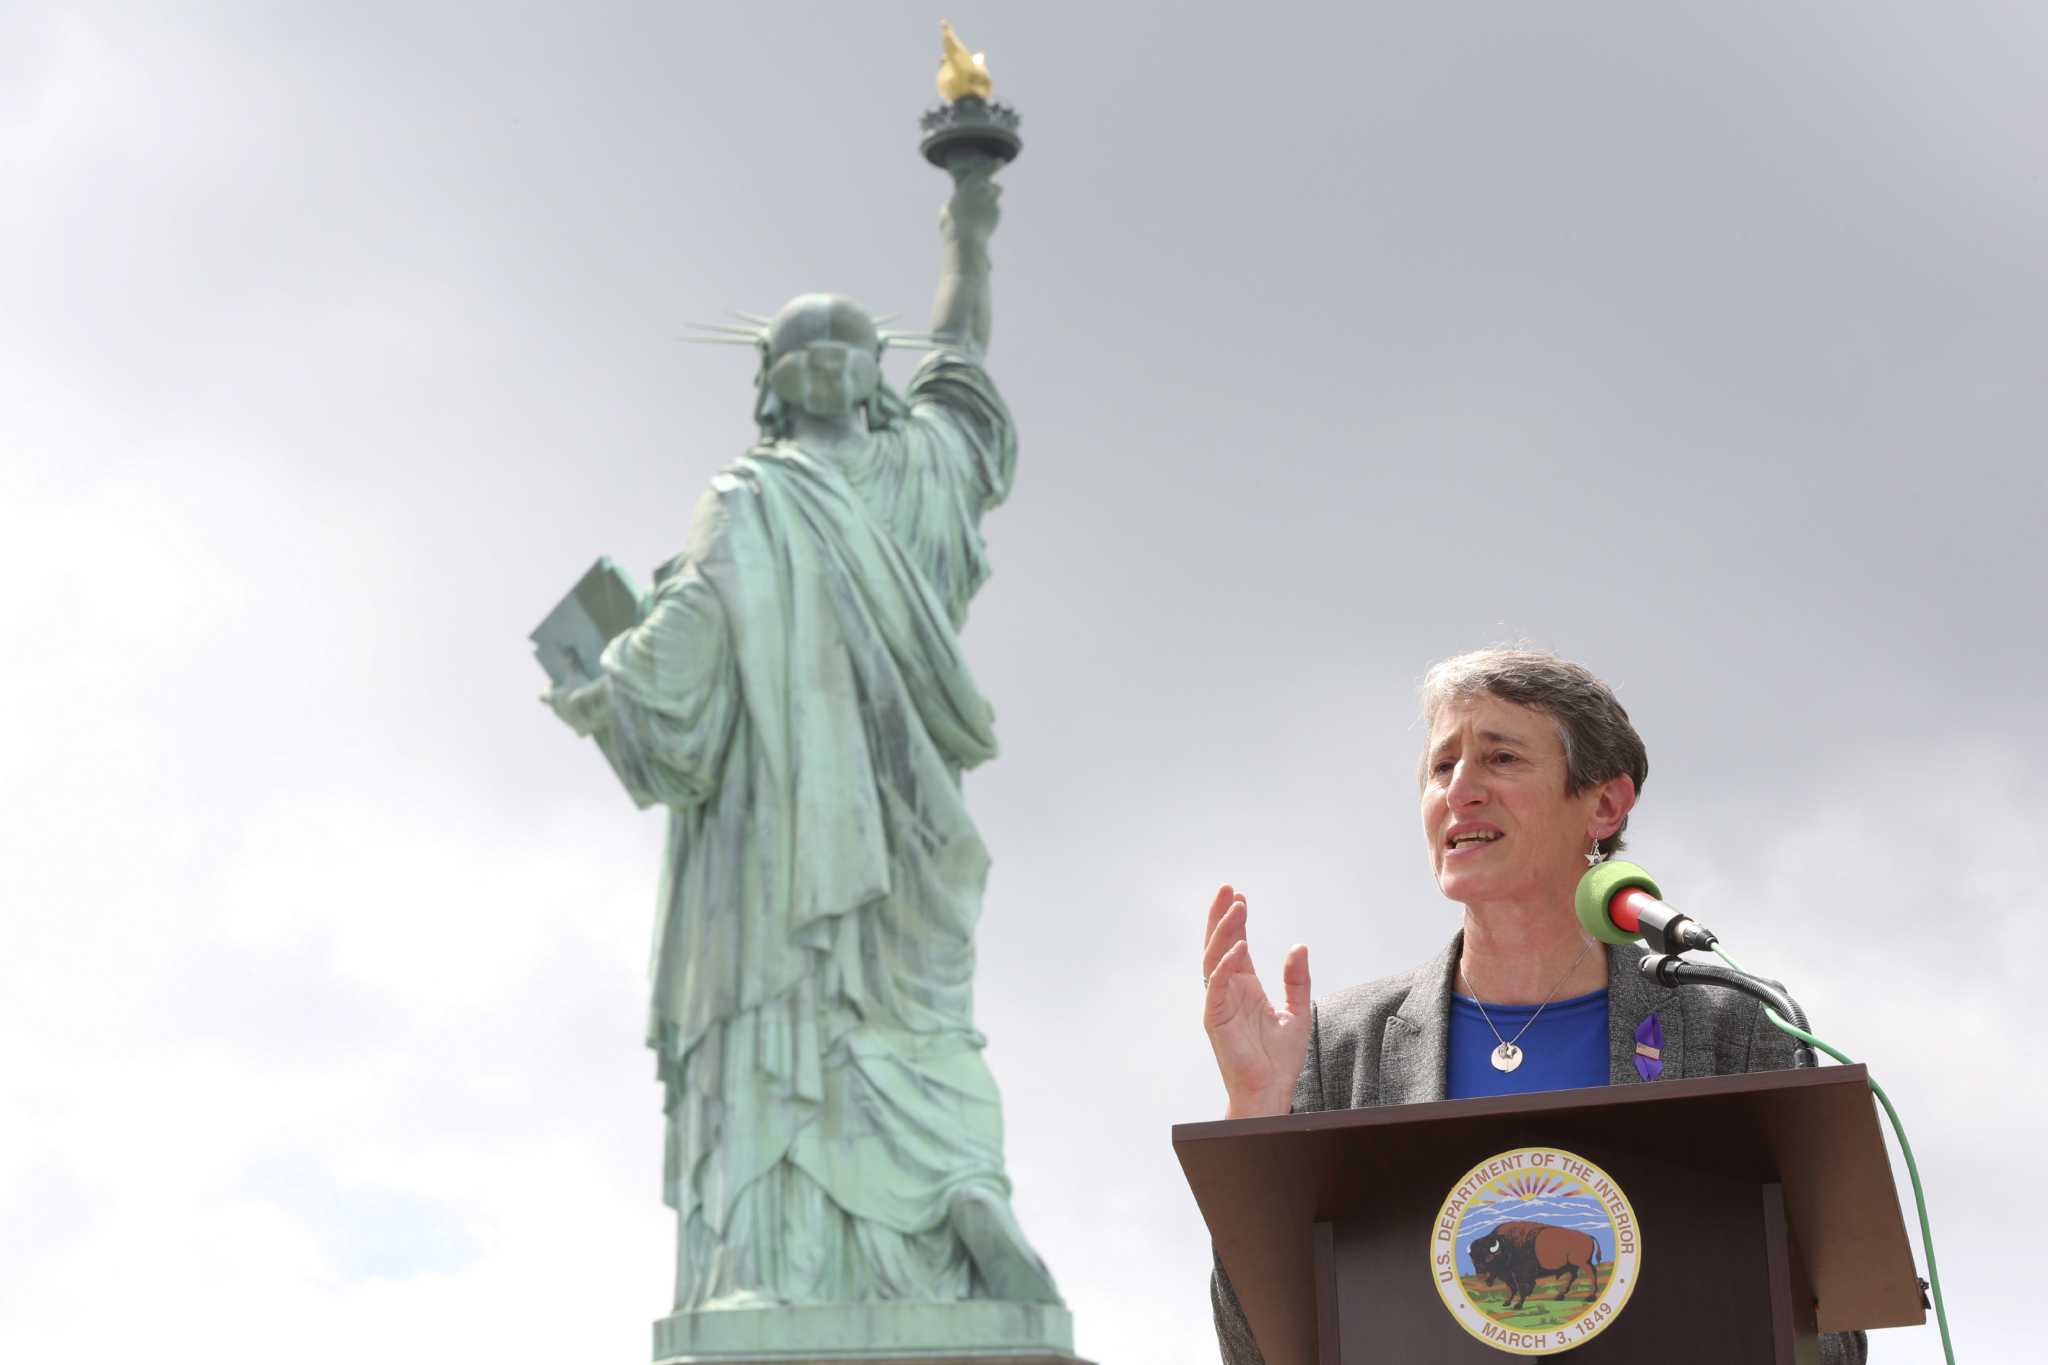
[[1710, 945, 1954, 1364]]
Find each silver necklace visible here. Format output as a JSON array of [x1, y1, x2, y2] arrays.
[[1459, 937, 1596, 1073]]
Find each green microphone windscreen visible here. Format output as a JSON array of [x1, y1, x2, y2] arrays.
[[1575, 860, 1664, 946]]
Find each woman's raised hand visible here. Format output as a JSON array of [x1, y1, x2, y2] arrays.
[[1201, 884, 1312, 1119]]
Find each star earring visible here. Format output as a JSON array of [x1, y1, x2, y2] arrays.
[[1585, 837, 1607, 868]]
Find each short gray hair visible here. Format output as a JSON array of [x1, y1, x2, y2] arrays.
[[1418, 648, 1649, 857]]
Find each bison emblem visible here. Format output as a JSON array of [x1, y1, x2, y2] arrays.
[[1467, 1220, 1601, 1309]]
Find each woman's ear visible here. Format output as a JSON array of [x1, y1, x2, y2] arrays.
[[1588, 774, 1638, 842]]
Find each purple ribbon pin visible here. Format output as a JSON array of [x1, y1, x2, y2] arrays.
[[1633, 1013, 1665, 1081]]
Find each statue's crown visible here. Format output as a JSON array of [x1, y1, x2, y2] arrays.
[[684, 298, 938, 359]]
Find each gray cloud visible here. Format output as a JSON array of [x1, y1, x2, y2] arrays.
[[4, 3, 2038, 1361]]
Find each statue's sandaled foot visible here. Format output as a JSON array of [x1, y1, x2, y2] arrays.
[[947, 1186, 1061, 1304]]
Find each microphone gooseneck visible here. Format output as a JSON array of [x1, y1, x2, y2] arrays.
[[1637, 954, 1819, 1068]]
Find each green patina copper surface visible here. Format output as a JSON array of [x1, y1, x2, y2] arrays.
[[541, 151, 1069, 1360]]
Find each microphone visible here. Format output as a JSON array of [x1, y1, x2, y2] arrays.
[[1582, 863, 1821, 1069], [1574, 860, 1719, 955]]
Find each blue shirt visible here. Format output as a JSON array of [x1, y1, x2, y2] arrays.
[[1446, 988, 1608, 1099]]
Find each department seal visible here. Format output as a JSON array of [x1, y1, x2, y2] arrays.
[[1428, 1146, 1642, 1355]]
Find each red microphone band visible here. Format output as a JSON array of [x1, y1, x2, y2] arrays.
[[1610, 887, 1656, 936]]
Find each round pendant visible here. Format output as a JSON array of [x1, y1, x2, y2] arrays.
[[1491, 1042, 1524, 1073]]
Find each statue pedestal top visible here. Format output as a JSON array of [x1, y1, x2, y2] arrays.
[[654, 1299, 1085, 1363]]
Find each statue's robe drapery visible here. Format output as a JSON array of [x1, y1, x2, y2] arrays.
[[596, 350, 1021, 1307]]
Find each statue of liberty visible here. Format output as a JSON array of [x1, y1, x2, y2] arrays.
[[539, 143, 1063, 1332]]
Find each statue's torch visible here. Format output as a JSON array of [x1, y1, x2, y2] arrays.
[[919, 21, 1021, 179]]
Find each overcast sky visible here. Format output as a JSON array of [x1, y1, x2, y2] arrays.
[[4, 3, 2041, 1362]]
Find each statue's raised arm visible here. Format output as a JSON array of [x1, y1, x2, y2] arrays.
[[930, 156, 1000, 356]]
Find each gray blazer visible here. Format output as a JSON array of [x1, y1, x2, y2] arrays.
[[1210, 935, 1869, 1364]]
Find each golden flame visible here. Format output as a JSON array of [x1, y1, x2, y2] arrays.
[[936, 20, 993, 101]]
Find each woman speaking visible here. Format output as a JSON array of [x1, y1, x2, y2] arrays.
[[1199, 648, 1864, 1364]]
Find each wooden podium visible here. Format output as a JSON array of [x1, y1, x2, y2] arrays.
[[1174, 1066, 1924, 1364]]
